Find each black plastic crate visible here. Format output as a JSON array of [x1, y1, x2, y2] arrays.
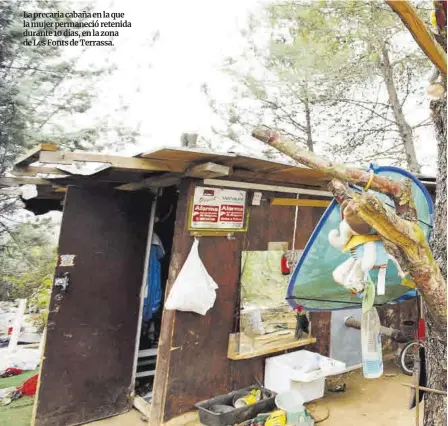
[[195, 385, 277, 426]]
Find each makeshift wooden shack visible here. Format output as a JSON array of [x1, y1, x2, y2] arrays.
[[0, 144, 435, 426]]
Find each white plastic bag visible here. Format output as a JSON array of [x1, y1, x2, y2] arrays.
[[165, 239, 218, 315]]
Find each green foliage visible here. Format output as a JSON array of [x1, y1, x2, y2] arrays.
[[0, 0, 141, 247], [208, 0, 434, 169], [0, 0, 139, 173], [0, 221, 57, 330]]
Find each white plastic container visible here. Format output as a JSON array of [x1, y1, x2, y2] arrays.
[[275, 391, 314, 425], [264, 350, 346, 402]]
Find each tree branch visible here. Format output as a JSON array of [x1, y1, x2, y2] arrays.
[[352, 193, 446, 332], [252, 126, 417, 219]]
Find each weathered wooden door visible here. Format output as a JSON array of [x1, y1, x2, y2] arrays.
[[33, 186, 151, 426]]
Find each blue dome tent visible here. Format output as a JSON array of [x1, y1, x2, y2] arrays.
[[286, 164, 434, 311]]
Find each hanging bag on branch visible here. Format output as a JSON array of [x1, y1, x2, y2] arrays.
[[165, 239, 218, 315]]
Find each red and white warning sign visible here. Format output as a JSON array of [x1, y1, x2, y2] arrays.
[[192, 205, 219, 223], [190, 186, 246, 230], [220, 204, 244, 223]]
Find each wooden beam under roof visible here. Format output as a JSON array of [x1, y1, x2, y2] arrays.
[[231, 169, 329, 189], [185, 162, 232, 179], [14, 144, 58, 167], [12, 166, 67, 177], [0, 177, 52, 187], [116, 173, 182, 191], [39, 151, 186, 173]]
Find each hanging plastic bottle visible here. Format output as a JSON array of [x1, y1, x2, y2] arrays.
[[361, 306, 383, 379]]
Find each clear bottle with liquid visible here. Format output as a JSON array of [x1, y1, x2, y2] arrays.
[[361, 306, 383, 379]]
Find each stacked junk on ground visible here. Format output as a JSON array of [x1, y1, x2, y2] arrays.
[[0, 144, 434, 425]]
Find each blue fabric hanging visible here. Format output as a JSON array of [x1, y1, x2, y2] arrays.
[[143, 235, 165, 321]]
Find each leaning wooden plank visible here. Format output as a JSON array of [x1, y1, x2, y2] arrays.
[[186, 162, 232, 178], [271, 198, 331, 207], [14, 144, 58, 167], [386, 0, 446, 74], [116, 173, 182, 191], [0, 177, 51, 187], [39, 151, 187, 173]]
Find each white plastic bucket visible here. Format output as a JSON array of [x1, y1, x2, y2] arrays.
[[275, 390, 304, 424]]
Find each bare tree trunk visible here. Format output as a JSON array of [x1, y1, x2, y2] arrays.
[[303, 99, 314, 152], [423, 95, 447, 426], [303, 81, 314, 152], [381, 46, 421, 174]]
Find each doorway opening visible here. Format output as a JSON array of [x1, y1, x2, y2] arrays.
[[133, 185, 179, 406]]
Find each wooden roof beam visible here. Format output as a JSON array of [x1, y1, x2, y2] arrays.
[[116, 173, 182, 191], [39, 151, 186, 173], [14, 143, 58, 167], [12, 166, 67, 177], [185, 162, 232, 179], [0, 177, 52, 187]]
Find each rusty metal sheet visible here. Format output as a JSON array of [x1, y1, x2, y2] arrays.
[[155, 186, 323, 423]]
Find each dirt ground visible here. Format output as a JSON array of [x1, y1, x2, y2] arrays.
[[308, 360, 422, 426], [89, 360, 422, 426]]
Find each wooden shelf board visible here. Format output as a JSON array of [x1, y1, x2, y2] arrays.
[[227, 333, 316, 360]]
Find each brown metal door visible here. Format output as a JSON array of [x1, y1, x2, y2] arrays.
[[33, 186, 151, 426]]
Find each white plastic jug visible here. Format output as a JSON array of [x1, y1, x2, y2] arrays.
[[361, 306, 383, 379], [275, 391, 313, 425]]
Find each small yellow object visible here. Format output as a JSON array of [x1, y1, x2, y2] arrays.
[[364, 170, 375, 191], [234, 389, 261, 407], [343, 234, 382, 252], [401, 277, 416, 288], [266, 410, 287, 426]]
